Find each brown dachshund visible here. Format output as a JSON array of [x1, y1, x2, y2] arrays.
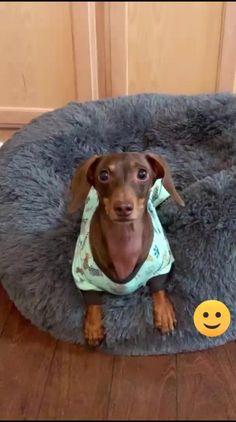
[[68, 152, 184, 347]]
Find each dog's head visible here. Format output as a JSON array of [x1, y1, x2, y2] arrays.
[[68, 152, 184, 221]]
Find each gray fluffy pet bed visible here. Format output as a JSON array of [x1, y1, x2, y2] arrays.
[[0, 93, 236, 356]]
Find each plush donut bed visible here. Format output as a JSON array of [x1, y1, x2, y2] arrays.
[[0, 92, 236, 355]]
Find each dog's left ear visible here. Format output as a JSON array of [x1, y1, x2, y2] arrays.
[[68, 155, 101, 214], [145, 152, 185, 207]]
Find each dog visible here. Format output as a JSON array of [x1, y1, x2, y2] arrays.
[[68, 152, 185, 347]]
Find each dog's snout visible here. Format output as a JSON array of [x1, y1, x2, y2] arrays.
[[113, 201, 134, 217]]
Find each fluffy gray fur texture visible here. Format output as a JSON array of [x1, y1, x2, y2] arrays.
[[0, 93, 236, 355]]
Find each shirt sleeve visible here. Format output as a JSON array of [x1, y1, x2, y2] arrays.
[[151, 179, 170, 208], [82, 290, 103, 305], [148, 273, 170, 293]]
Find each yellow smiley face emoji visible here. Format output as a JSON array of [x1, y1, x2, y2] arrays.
[[193, 300, 231, 337]]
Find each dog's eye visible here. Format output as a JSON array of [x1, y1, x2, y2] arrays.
[[137, 168, 148, 180], [98, 170, 109, 182]]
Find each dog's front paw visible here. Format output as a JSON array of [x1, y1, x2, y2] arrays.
[[84, 305, 105, 347], [153, 291, 177, 334], [84, 321, 105, 347]]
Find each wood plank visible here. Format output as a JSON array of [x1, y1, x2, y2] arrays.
[[177, 345, 236, 420], [224, 341, 236, 372], [0, 2, 76, 108], [95, 2, 110, 98], [0, 306, 56, 420], [71, 2, 99, 101], [216, 2, 236, 92], [109, 2, 128, 97], [0, 129, 18, 143], [0, 285, 12, 334], [128, 2, 223, 95], [0, 106, 52, 128], [38, 342, 114, 420], [108, 355, 177, 420]]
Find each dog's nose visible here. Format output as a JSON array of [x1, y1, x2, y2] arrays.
[[113, 201, 134, 217]]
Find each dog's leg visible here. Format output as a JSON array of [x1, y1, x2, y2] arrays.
[[152, 290, 177, 334], [84, 304, 105, 347]]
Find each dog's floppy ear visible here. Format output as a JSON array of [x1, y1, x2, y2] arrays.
[[145, 152, 185, 207], [68, 155, 101, 214]]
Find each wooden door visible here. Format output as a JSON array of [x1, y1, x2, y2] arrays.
[[0, 2, 76, 131], [97, 1, 236, 97]]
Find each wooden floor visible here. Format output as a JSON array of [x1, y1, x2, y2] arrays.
[[1, 285, 236, 420]]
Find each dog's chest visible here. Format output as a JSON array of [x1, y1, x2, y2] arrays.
[[105, 234, 144, 281]]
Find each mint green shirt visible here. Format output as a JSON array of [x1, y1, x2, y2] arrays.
[[72, 179, 174, 295]]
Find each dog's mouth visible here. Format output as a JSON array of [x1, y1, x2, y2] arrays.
[[204, 323, 221, 329], [113, 218, 135, 223]]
